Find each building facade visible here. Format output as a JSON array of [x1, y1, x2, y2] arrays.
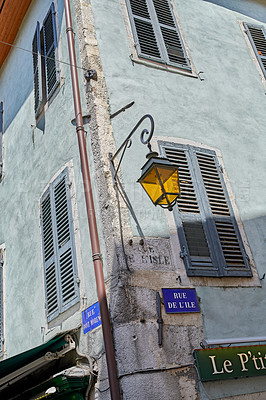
[[0, 0, 266, 399]]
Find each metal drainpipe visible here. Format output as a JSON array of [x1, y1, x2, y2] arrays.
[[64, 1, 120, 399]]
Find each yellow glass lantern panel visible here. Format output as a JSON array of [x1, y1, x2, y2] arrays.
[[140, 165, 179, 206]]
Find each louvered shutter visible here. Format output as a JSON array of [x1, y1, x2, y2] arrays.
[[195, 149, 251, 277], [152, 0, 191, 69], [0, 101, 3, 178], [0, 250, 3, 354], [32, 23, 42, 116], [126, 0, 191, 70], [163, 145, 218, 276], [43, 2, 59, 100], [41, 188, 60, 320], [160, 143, 252, 277], [244, 23, 266, 79], [41, 169, 79, 322], [126, 0, 162, 61], [52, 171, 79, 312]]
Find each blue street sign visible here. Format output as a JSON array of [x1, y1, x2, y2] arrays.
[[162, 288, 200, 313], [82, 302, 102, 334]]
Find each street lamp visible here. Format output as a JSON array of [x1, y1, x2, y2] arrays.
[[109, 114, 180, 211]]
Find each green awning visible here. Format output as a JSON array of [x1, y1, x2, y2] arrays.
[[0, 333, 69, 382], [22, 375, 89, 400], [0, 332, 77, 399]]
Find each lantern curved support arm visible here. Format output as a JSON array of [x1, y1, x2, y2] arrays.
[[109, 114, 155, 182]]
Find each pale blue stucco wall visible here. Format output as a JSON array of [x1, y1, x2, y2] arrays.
[[90, 0, 266, 397], [0, 0, 101, 357], [91, 0, 266, 236], [1, 0, 266, 397]]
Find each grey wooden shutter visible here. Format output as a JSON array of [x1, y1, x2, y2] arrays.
[[126, 0, 162, 61], [195, 150, 251, 277], [163, 145, 218, 276], [0, 250, 3, 354], [126, 0, 191, 70], [52, 171, 79, 312], [160, 143, 252, 277], [32, 22, 42, 116], [41, 169, 79, 321], [152, 0, 191, 69], [43, 2, 59, 100], [41, 188, 60, 320], [0, 101, 3, 178], [244, 23, 266, 79]]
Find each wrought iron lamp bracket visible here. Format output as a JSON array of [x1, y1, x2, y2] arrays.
[[109, 114, 155, 183]]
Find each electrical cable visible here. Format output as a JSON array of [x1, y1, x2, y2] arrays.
[[118, 363, 194, 379], [0, 39, 87, 71], [115, 182, 130, 271], [96, 385, 110, 393], [85, 373, 97, 400], [111, 171, 145, 272], [198, 381, 213, 400], [193, 354, 213, 400]]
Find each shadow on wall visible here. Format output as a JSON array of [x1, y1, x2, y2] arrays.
[[109, 214, 266, 399], [203, 0, 266, 23]]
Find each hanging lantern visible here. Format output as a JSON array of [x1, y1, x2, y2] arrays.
[[138, 155, 179, 211]]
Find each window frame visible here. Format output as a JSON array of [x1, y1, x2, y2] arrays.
[[159, 141, 252, 278], [124, 0, 195, 75], [243, 22, 266, 80], [40, 168, 80, 322], [32, 2, 60, 119]]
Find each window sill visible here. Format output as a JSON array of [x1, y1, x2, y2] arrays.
[[129, 55, 199, 78], [47, 301, 80, 328]]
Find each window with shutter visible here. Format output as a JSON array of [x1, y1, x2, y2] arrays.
[[43, 3, 59, 99], [32, 3, 60, 118], [125, 0, 191, 71], [40, 168, 79, 322], [0, 101, 3, 179], [244, 22, 266, 79], [32, 23, 42, 115], [159, 142, 252, 278]]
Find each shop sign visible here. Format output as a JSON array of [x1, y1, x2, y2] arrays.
[[194, 345, 266, 381], [82, 302, 101, 334], [162, 288, 200, 313]]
